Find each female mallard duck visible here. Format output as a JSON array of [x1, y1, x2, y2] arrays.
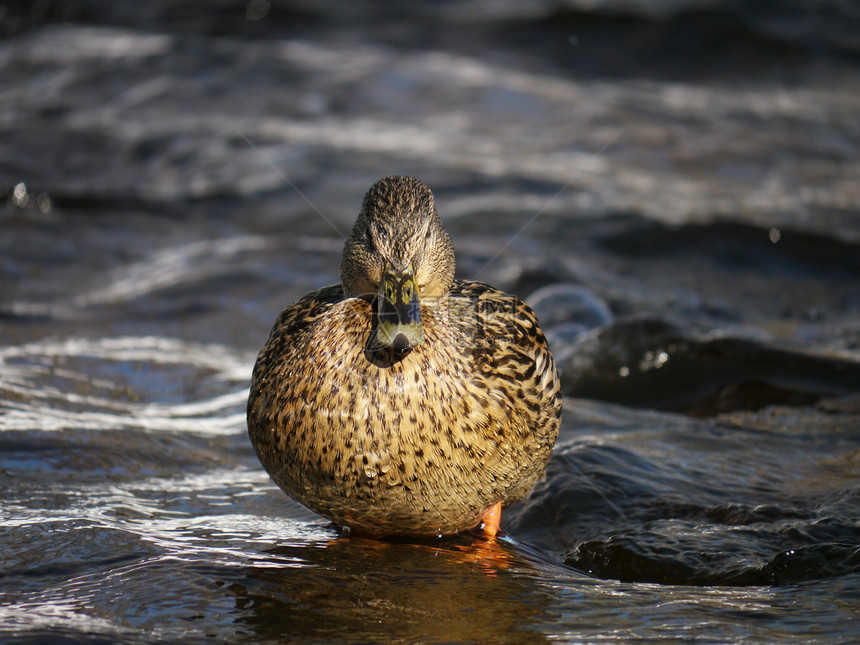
[[247, 176, 561, 537]]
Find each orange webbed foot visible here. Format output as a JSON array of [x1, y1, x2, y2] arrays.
[[479, 501, 502, 539]]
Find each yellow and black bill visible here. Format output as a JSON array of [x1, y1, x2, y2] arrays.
[[372, 268, 423, 354]]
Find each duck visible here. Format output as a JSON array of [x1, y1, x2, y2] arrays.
[[247, 176, 561, 537]]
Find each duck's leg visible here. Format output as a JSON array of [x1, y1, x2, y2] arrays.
[[479, 501, 502, 538]]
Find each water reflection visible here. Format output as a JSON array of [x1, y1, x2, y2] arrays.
[[230, 536, 554, 644]]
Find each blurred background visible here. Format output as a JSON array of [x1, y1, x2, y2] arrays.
[[1, 1, 859, 643]]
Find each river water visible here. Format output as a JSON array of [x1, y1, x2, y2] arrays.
[[2, 1, 859, 642]]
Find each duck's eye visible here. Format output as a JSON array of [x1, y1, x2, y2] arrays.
[[403, 283, 412, 301], [386, 282, 396, 301]]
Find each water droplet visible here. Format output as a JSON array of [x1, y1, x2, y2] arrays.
[[12, 182, 28, 207], [245, 0, 271, 21], [37, 193, 52, 213]]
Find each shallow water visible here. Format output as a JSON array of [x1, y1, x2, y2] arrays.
[[2, 1, 860, 642]]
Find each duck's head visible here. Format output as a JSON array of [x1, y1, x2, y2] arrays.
[[341, 176, 455, 355]]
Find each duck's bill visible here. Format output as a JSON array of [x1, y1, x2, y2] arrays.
[[371, 268, 424, 354]]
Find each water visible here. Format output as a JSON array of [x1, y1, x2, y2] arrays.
[[2, 1, 860, 642]]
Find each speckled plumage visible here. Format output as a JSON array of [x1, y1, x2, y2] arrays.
[[247, 176, 561, 536]]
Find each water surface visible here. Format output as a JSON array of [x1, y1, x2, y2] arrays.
[[2, 1, 859, 642]]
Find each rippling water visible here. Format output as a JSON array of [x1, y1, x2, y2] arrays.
[[2, 1, 859, 642]]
